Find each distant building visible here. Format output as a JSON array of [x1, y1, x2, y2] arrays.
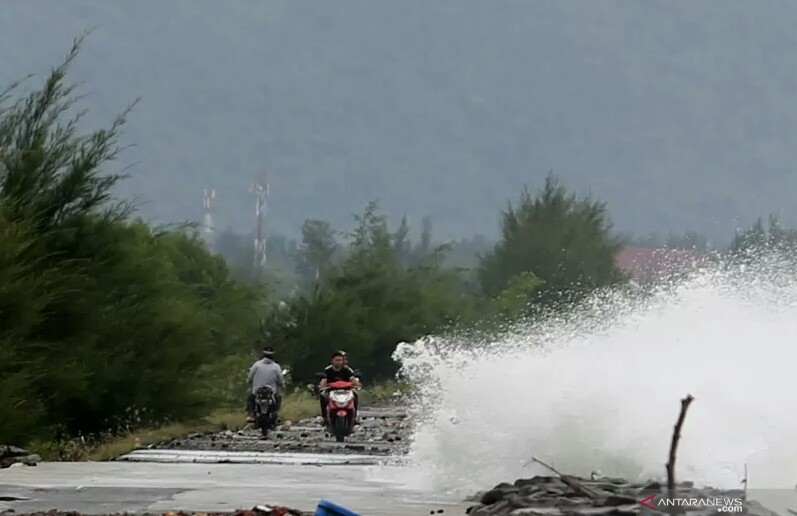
[[615, 247, 705, 283]]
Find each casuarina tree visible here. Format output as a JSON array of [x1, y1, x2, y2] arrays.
[[479, 173, 626, 309]]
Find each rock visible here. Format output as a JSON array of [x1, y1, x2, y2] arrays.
[[360, 418, 381, 428], [515, 477, 559, 489], [0, 453, 40, 468], [598, 495, 637, 507], [509, 509, 572, 515], [481, 488, 512, 505], [466, 472, 783, 516]]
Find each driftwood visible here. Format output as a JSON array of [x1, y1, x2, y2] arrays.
[[525, 456, 600, 500], [742, 463, 748, 499], [666, 394, 695, 494]]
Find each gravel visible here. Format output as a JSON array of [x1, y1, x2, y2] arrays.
[[145, 407, 411, 457]]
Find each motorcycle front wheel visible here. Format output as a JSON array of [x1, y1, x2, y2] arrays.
[[333, 417, 347, 443]]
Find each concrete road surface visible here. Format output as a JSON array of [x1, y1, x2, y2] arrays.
[[0, 461, 468, 515]]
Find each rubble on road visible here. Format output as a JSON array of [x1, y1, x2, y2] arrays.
[[0, 445, 41, 469], [148, 409, 410, 457], [466, 475, 779, 516]]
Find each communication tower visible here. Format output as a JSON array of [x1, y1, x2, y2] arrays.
[[202, 188, 215, 249], [248, 170, 269, 276]]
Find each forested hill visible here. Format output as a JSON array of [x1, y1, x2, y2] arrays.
[[3, 1, 797, 241]]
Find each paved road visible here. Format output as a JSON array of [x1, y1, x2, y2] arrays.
[[0, 460, 469, 516]]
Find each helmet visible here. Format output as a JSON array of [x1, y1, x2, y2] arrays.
[[262, 346, 275, 358]]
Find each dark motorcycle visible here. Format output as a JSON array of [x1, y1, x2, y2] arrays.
[[254, 386, 278, 437]]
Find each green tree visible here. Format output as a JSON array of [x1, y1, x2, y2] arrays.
[[479, 173, 626, 307], [730, 215, 797, 255], [0, 37, 264, 444], [266, 202, 471, 381], [485, 271, 545, 320], [295, 218, 339, 281]]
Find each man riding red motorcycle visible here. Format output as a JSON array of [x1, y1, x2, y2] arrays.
[[318, 351, 360, 424]]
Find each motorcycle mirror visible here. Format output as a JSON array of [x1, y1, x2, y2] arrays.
[[352, 369, 363, 377], [314, 372, 325, 379]]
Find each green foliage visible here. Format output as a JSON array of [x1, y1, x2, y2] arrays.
[[265, 202, 473, 381], [479, 173, 627, 308], [0, 38, 264, 445], [730, 215, 797, 255], [295, 218, 338, 281], [485, 271, 544, 321]]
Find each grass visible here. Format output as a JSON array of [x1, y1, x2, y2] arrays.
[[280, 390, 319, 422], [26, 382, 411, 462], [359, 379, 412, 404], [85, 411, 250, 461]]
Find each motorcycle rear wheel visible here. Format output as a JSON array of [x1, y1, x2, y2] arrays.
[[257, 414, 270, 437]]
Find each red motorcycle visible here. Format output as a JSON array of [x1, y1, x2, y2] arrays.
[[322, 380, 359, 442]]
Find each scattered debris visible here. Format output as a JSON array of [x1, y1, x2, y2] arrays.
[[0, 445, 41, 469], [524, 456, 600, 500], [149, 409, 409, 457], [466, 474, 777, 516]]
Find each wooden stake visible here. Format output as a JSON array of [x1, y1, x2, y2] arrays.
[[666, 394, 695, 494]]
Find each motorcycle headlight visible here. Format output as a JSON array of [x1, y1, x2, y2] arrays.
[[330, 390, 354, 407]]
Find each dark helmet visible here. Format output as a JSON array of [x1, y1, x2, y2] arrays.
[[262, 346, 275, 358]]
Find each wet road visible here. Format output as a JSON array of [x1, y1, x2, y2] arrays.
[[0, 460, 468, 515]]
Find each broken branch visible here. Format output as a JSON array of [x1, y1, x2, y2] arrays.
[[666, 394, 695, 494], [524, 456, 599, 500], [742, 463, 748, 499]]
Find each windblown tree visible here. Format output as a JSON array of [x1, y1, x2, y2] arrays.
[[0, 37, 263, 444], [479, 173, 626, 308], [265, 202, 471, 381]]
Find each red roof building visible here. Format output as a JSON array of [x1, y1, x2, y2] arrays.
[[615, 247, 705, 282]]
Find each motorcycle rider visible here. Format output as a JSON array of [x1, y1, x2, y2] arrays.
[[247, 346, 284, 422], [339, 350, 360, 412], [319, 351, 360, 423]]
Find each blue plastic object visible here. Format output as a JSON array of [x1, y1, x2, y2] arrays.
[[314, 499, 362, 516]]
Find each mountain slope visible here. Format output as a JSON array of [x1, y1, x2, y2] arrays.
[[2, 0, 796, 241]]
